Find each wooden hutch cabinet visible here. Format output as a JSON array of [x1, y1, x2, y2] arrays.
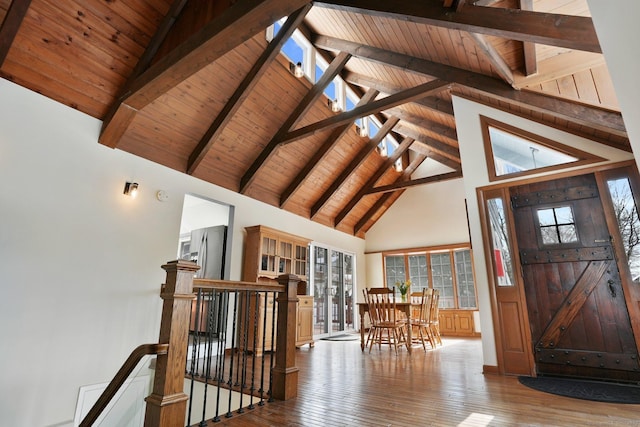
[[242, 225, 314, 354]]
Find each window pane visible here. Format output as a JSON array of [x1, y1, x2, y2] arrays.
[[454, 250, 476, 309], [281, 37, 303, 63], [488, 197, 515, 286], [555, 206, 574, 224], [488, 125, 577, 176], [408, 254, 428, 292], [541, 227, 559, 245], [607, 177, 640, 282], [384, 255, 405, 290], [431, 253, 454, 308], [537, 208, 556, 226], [558, 225, 578, 243]]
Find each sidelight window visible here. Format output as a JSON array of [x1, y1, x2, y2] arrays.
[[607, 177, 640, 282]]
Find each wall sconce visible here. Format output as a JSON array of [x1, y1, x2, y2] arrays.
[[377, 143, 387, 157], [327, 99, 342, 113], [394, 159, 403, 172], [123, 182, 139, 198], [355, 125, 368, 137], [289, 61, 304, 78]]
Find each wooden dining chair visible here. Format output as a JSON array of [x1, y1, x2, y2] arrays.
[[364, 287, 408, 354], [409, 288, 436, 351], [429, 289, 443, 346]]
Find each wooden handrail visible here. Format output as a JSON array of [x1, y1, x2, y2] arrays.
[[79, 343, 169, 427], [193, 278, 285, 292]]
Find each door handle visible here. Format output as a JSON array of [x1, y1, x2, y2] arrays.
[[608, 280, 617, 298], [595, 239, 609, 243]]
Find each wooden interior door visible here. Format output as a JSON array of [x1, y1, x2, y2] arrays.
[[511, 174, 640, 381]]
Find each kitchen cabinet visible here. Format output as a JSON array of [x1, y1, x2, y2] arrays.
[[242, 225, 312, 355], [438, 309, 479, 337]]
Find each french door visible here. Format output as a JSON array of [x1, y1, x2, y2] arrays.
[[311, 245, 355, 337]]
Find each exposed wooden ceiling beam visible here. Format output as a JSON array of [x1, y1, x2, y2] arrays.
[[280, 88, 379, 208], [353, 153, 428, 234], [311, 117, 400, 219], [312, 0, 601, 53], [468, 33, 515, 86], [187, 4, 312, 175], [519, 0, 537, 76], [393, 123, 460, 161], [240, 51, 352, 194], [313, 34, 627, 137], [0, 0, 32, 66], [344, 72, 454, 116], [383, 107, 458, 143], [365, 170, 463, 195], [99, 0, 309, 148], [334, 137, 414, 226], [280, 80, 450, 145]]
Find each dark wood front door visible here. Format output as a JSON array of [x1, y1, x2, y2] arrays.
[[511, 174, 640, 381]]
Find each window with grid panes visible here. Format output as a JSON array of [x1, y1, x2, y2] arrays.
[[383, 245, 477, 309]]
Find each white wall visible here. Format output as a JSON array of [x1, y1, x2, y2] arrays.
[[0, 79, 364, 427], [364, 177, 469, 253]]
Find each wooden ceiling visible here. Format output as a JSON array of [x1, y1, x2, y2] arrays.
[[0, 0, 628, 237]]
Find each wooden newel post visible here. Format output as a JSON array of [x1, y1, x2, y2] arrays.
[[272, 274, 300, 400], [144, 260, 200, 427]]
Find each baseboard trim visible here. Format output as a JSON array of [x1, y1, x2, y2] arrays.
[[483, 364, 500, 375]]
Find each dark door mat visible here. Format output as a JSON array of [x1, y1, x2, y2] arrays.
[[519, 376, 640, 404]]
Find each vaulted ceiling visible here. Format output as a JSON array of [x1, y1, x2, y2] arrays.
[[0, 0, 628, 237]]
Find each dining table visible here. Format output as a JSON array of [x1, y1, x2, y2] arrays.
[[357, 301, 415, 354]]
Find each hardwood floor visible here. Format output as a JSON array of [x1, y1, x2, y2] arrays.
[[210, 337, 640, 426]]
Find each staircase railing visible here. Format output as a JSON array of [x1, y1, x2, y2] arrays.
[[78, 260, 301, 426], [78, 343, 168, 427]]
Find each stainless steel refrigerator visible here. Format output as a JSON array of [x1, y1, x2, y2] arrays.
[[189, 225, 227, 279]]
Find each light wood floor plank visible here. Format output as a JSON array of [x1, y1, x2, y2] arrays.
[[210, 337, 640, 426]]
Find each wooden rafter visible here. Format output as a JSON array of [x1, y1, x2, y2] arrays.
[[99, 0, 309, 148], [187, 4, 312, 175], [239, 51, 352, 194], [280, 80, 450, 145], [344, 72, 454, 117], [311, 117, 400, 219], [383, 107, 457, 144], [468, 33, 515, 86], [365, 170, 463, 195], [354, 153, 428, 234], [334, 137, 414, 226], [519, 0, 537, 76], [313, 0, 601, 53], [313, 34, 627, 137], [0, 0, 32, 66], [393, 123, 460, 162], [280, 88, 380, 208]]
